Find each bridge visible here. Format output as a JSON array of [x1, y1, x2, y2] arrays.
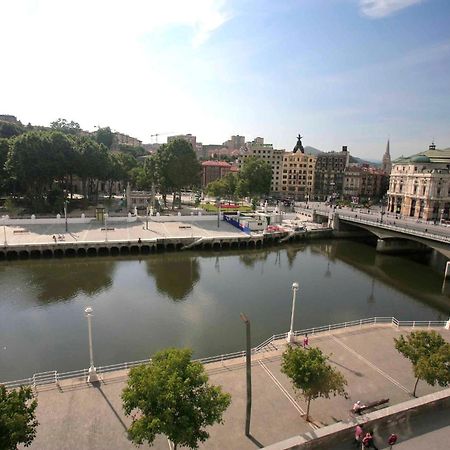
[[303, 206, 450, 259]]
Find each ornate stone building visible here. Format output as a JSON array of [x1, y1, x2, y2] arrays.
[[387, 144, 450, 221]]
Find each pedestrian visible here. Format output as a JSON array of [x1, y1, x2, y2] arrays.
[[138, 237, 142, 244], [387, 433, 397, 449], [354, 423, 364, 448], [303, 333, 309, 348], [362, 431, 378, 449], [52, 235, 56, 243], [352, 400, 364, 415]]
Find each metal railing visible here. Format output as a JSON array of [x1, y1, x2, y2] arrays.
[[337, 214, 450, 243], [2, 316, 447, 390]]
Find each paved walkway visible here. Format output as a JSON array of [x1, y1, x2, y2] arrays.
[[21, 325, 449, 450], [2, 218, 249, 246]]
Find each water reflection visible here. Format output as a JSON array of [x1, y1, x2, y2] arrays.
[[0, 259, 114, 303], [145, 254, 200, 301]]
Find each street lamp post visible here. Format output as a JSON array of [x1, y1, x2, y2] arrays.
[[104, 212, 108, 242], [84, 306, 99, 383], [240, 313, 252, 437], [64, 200, 68, 233], [3, 225, 7, 246], [217, 197, 221, 228], [287, 282, 299, 343]]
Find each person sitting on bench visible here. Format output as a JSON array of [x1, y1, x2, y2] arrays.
[[352, 400, 365, 414]]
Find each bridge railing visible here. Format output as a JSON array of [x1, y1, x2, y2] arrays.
[[2, 316, 447, 390], [337, 214, 450, 243]]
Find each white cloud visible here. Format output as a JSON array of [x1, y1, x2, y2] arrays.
[[359, 0, 423, 18]]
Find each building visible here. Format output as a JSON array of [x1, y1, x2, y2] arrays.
[[280, 152, 316, 200], [382, 139, 392, 174], [111, 132, 142, 151], [387, 143, 450, 220], [223, 135, 245, 151], [313, 146, 350, 201], [343, 166, 387, 202], [238, 137, 284, 193], [201, 161, 232, 188], [168, 134, 196, 147]]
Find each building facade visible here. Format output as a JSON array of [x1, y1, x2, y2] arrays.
[[280, 152, 316, 200], [343, 166, 387, 202], [238, 137, 285, 193], [387, 144, 450, 220], [201, 161, 232, 188], [313, 147, 350, 201]]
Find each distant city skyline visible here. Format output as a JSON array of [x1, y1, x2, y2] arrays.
[[2, 0, 450, 160]]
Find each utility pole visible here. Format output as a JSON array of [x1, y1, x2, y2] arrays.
[[240, 313, 252, 436]]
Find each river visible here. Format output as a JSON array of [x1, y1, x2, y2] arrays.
[[0, 239, 448, 381]]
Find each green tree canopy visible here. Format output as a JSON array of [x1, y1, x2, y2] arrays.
[[206, 173, 238, 200], [237, 157, 272, 198], [122, 348, 231, 450], [0, 138, 10, 193], [395, 330, 450, 397], [281, 345, 347, 421], [0, 384, 38, 449], [95, 127, 113, 149], [0, 121, 24, 139], [50, 118, 81, 135]]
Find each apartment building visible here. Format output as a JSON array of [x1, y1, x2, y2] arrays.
[[314, 147, 350, 201], [238, 137, 284, 193], [280, 152, 316, 200]]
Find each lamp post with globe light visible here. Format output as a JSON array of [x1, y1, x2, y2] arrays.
[[84, 306, 99, 383], [287, 282, 299, 343]]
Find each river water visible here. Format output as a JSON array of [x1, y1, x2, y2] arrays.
[[0, 239, 448, 381]]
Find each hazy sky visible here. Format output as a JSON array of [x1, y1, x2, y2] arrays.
[[2, 0, 450, 159]]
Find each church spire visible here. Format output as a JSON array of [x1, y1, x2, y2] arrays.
[[382, 139, 392, 174]]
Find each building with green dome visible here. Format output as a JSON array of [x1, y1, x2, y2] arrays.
[[387, 143, 450, 221]]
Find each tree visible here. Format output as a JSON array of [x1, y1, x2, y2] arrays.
[[95, 127, 113, 149], [0, 384, 38, 449], [394, 330, 450, 397], [281, 345, 347, 421], [0, 121, 24, 139], [50, 118, 81, 135], [122, 348, 231, 449], [155, 140, 201, 209], [237, 157, 272, 198], [0, 138, 10, 193], [6, 131, 56, 209]]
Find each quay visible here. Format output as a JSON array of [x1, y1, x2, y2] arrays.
[[0, 214, 332, 260], [6, 317, 449, 450]]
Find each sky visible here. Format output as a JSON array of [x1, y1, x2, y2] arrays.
[[1, 0, 450, 160]]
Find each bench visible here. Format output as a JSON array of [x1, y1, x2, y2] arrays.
[[179, 225, 191, 229], [352, 398, 389, 414], [13, 229, 29, 234]]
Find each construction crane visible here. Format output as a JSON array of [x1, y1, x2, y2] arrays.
[[150, 132, 175, 144]]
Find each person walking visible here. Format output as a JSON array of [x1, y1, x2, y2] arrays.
[[354, 424, 363, 448], [362, 431, 378, 449], [303, 333, 309, 348]]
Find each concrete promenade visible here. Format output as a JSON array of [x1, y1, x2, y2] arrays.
[[21, 324, 450, 450]]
